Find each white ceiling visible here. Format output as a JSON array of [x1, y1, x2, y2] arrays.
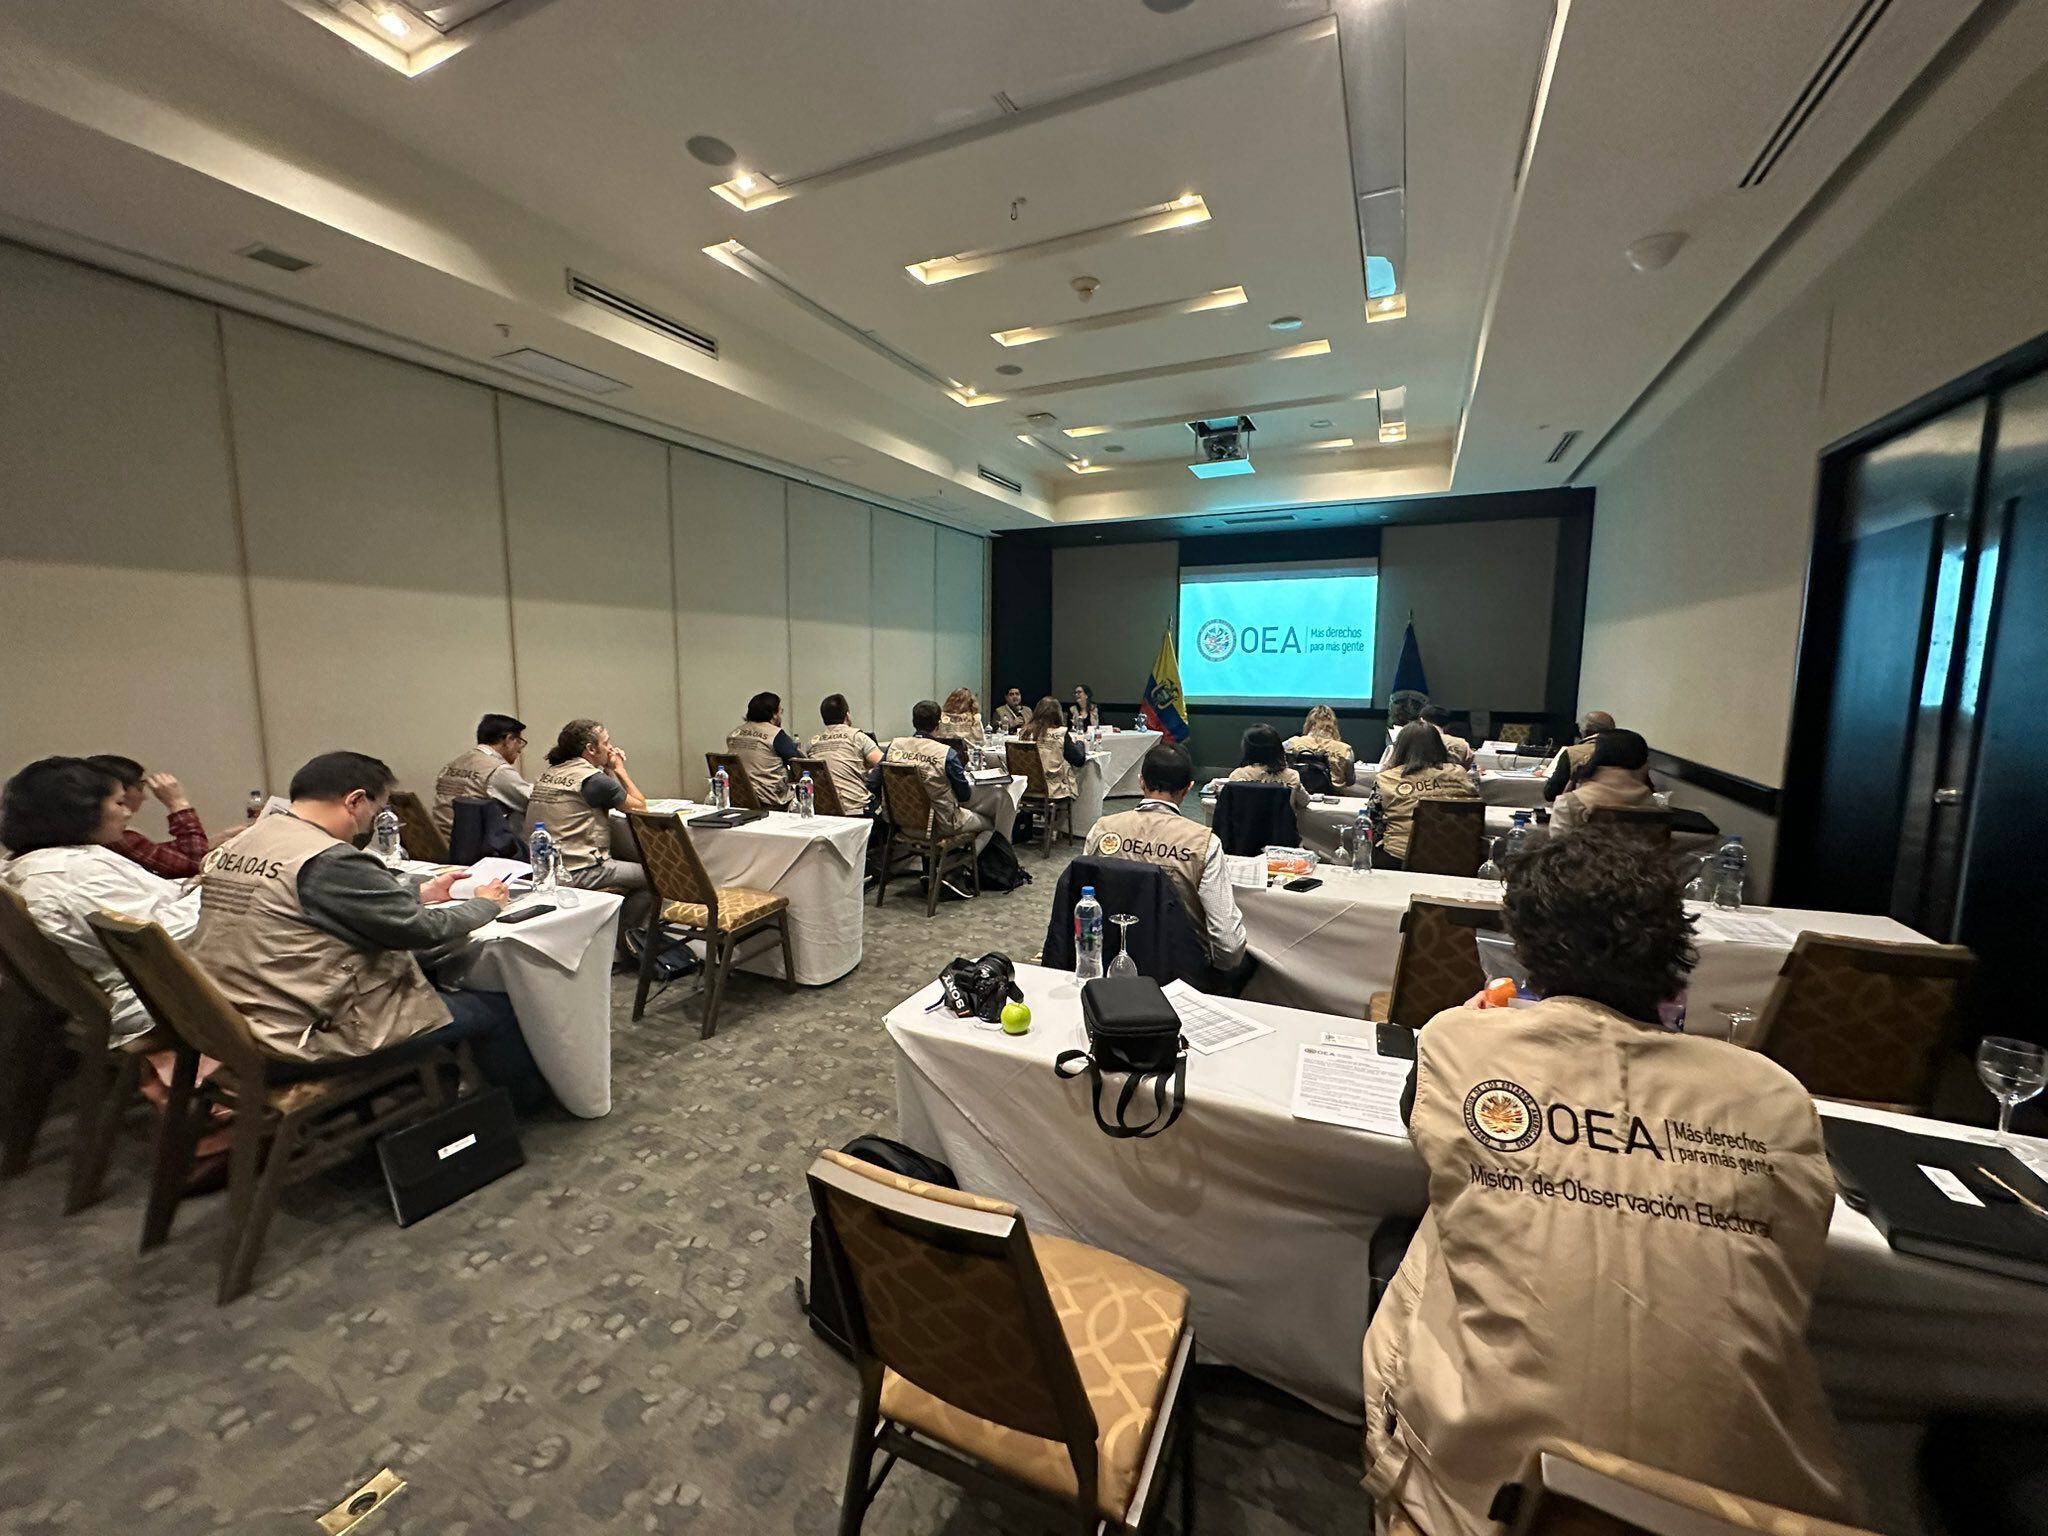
[[0, 0, 2037, 531]]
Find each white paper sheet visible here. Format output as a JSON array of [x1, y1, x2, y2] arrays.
[[1223, 854, 1268, 890], [452, 856, 533, 899], [1160, 980, 1275, 1056], [1290, 1043, 1412, 1136], [1693, 911, 1798, 946]]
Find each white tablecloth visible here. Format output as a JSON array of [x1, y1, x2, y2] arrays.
[[1474, 747, 1555, 775], [436, 890, 622, 1119], [1478, 768, 1549, 807], [968, 773, 1024, 852], [889, 966, 2048, 1422], [1092, 729, 1162, 797], [612, 802, 870, 985], [1235, 868, 1931, 1022], [981, 742, 1116, 839]]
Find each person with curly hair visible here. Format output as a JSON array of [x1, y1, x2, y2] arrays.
[[1361, 831, 1857, 1536], [1283, 704, 1357, 787]]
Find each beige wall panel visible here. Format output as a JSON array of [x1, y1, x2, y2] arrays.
[[0, 245, 266, 830], [222, 313, 514, 799], [499, 395, 679, 793], [1050, 541, 1179, 707], [786, 484, 875, 740], [1377, 519, 1557, 712], [870, 512, 937, 740], [934, 528, 987, 713], [671, 447, 787, 795]]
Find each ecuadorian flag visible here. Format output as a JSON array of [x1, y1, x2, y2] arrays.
[[1142, 628, 1191, 742]]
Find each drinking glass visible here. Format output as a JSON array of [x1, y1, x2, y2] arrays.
[[1977, 1036, 2048, 1142], [1108, 914, 1140, 978], [1707, 1004, 1753, 1045]]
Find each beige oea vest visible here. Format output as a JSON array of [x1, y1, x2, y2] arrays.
[[938, 711, 985, 747], [1028, 727, 1079, 800], [727, 719, 793, 808], [193, 814, 449, 1063], [526, 758, 610, 869], [993, 703, 1032, 732], [432, 745, 504, 839], [805, 725, 877, 816], [883, 734, 967, 834], [1285, 733, 1357, 786], [1361, 999, 1854, 1536], [1084, 807, 1211, 926]]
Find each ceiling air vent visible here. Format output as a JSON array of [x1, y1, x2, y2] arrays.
[[240, 243, 314, 273], [1226, 512, 1295, 526], [977, 465, 1024, 495], [1545, 430, 1581, 464], [566, 271, 717, 358], [1739, 0, 1893, 188]]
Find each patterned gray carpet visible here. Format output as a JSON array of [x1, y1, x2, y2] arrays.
[[0, 843, 1370, 1534]]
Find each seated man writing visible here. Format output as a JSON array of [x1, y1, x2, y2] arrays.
[[192, 751, 546, 1110], [1081, 742, 1246, 971], [1361, 829, 1856, 1535]]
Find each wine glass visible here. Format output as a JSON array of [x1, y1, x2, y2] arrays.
[[1977, 1037, 2047, 1143], [1108, 914, 1140, 978]]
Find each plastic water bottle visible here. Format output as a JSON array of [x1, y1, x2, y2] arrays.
[[713, 766, 731, 810], [246, 789, 265, 823], [370, 807, 405, 866], [1351, 808, 1375, 871], [529, 823, 558, 897], [796, 772, 816, 819], [1712, 835, 1747, 910], [1074, 886, 1104, 981], [1503, 810, 1532, 862]]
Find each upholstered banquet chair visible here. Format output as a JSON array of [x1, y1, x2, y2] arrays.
[[807, 1149, 1197, 1536], [1584, 804, 1675, 852], [1494, 1440, 1882, 1536], [0, 885, 161, 1213], [85, 911, 467, 1305], [1750, 934, 1975, 1114], [790, 757, 854, 819], [1367, 897, 1505, 1030], [386, 788, 449, 863], [624, 810, 794, 1036], [1404, 799, 1485, 877], [874, 764, 981, 917], [1005, 741, 1072, 857], [704, 751, 762, 810]]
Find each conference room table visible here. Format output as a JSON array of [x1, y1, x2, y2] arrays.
[[1476, 765, 1550, 807], [966, 770, 1026, 851], [978, 741, 1115, 838], [1231, 865, 1931, 1023], [1200, 795, 1715, 865], [887, 965, 2048, 1423], [1473, 746, 1556, 774], [609, 800, 870, 985], [409, 873, 623, 1119]]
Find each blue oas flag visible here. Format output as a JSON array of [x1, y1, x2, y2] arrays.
[[1142, 628, 1190, 742]]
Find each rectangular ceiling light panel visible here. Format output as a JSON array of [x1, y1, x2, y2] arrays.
[[991, 287, 1247, 347], [908, 195, 1210, 286], [282, 0, 558, 74], [950, 338, 1328, 408]]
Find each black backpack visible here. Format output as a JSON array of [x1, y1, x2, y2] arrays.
[[799, 1136, 958, 1357], [975, 831, 1033, 892]]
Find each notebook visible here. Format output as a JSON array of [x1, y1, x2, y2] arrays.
[[1824, 1117, 2048, 1285], [687, 807, 768, 829]]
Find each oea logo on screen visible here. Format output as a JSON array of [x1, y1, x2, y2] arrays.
[[1197, 619, 1301, 662]]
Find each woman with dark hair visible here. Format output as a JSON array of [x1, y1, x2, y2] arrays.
[[1020, 695, 1085, 806], [1226, 724, 1310, 814], [1553, 728, 1660, 833], [84, 754, 212, 878], [1362, 831, 1853, 1536], [525, 719, 651, 941], [1371, 721, 1479, 867], [1067, 684, 1099, 734], [1, 757, 203, 1044]]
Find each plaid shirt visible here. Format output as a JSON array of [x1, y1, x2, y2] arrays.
[[110, 807, 209, 879]]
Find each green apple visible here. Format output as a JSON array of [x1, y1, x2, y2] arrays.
[[1000, 1001, 1032, 1035]]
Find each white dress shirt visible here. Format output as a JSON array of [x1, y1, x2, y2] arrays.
[[1133, 798, 1248, 968], [486, 762, 533, 813], [2, 844, 203, 1044]]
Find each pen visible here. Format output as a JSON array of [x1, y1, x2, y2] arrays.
[[1976, 1165, 2048, 1223]]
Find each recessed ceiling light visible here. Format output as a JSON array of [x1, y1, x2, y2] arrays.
[[375, 8, 411, 36], [1379, 422, 1408, 443], [1068, 460, 1113, 475], [950, 337, 1328, 408], [1310, 418, 1333, 430], [711, 170, 789, 212], [686, 135, 737, 167], [1366, 292, 1407, 324], [1064, 424, 1113, 438], [990, 286, 1247, 348], [907, 195, 1211, 286], [1312, 437, 1356, 450], [1269, 315, 1304, 332], [995, 363, 1023, 376], [1623, 231, 1688, 272]]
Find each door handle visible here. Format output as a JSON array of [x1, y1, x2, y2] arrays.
[[1933, 787, 1963, 805]]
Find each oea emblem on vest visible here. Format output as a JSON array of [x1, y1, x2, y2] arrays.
[[1097, 833, 1123, 855], [1464, 1078, 1541, 1152]]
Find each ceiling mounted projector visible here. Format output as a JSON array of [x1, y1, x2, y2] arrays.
[[1188, 414, 1256, 479]]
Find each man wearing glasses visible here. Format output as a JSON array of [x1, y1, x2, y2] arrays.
[[431, 712, 533, 840]]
